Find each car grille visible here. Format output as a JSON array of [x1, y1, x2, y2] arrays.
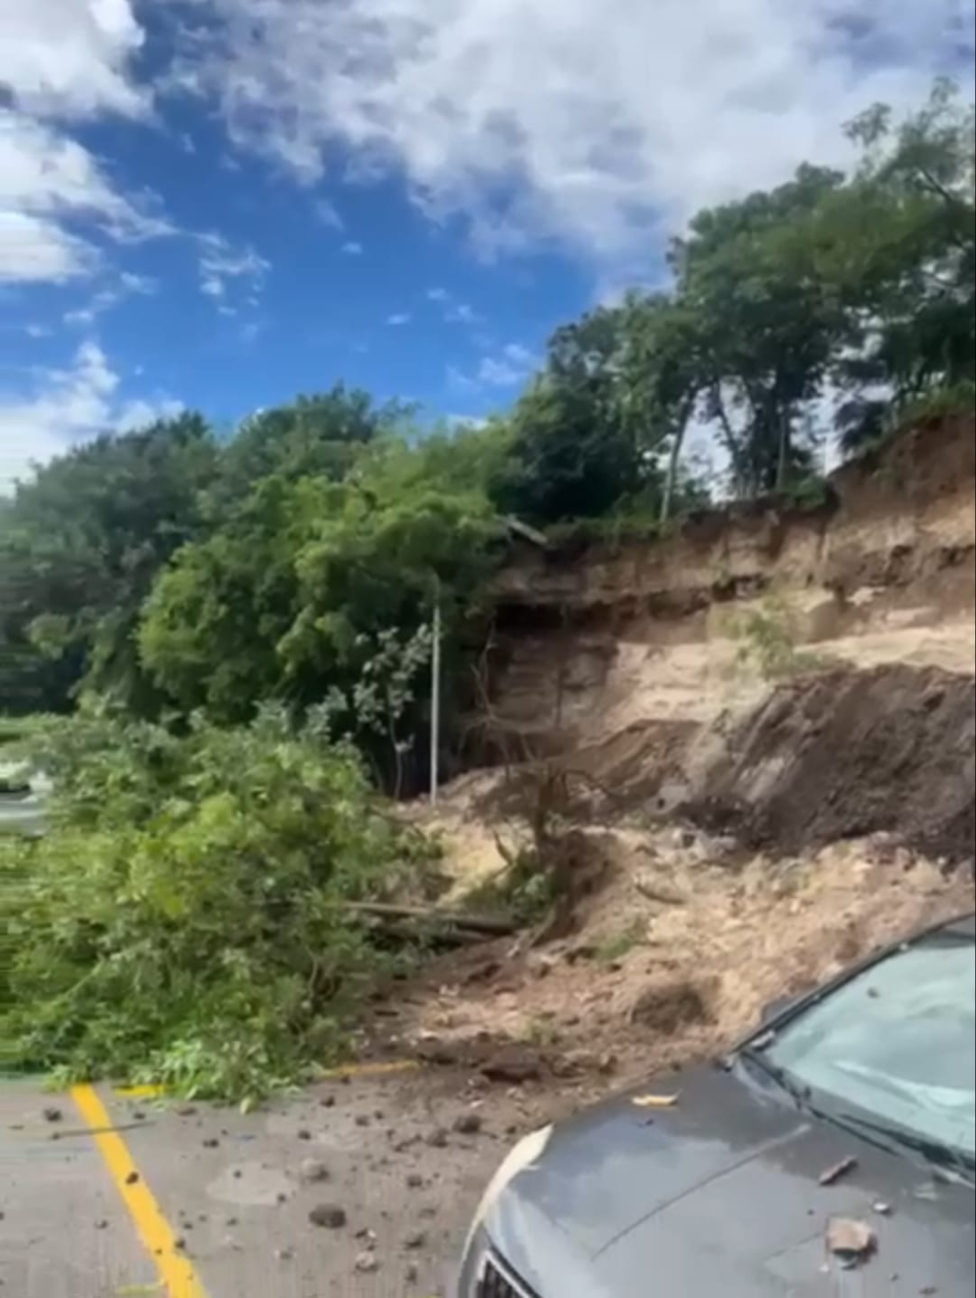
[[478, 1256, 539, 1298]]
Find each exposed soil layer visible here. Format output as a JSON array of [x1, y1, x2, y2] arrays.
[[478, 414, 975, 754], [683, 664, 975, 864], [388, 414, 975, 1108]]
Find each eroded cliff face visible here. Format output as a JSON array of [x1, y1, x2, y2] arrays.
[[478, 415, 974, 754], [403, 419, 973, 1094]]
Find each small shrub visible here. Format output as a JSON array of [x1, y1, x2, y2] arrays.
[[594, 919, 648, 965], [465, 848, 557, 926], [731, 592, 826, 681], [903, 381, 976, 424]]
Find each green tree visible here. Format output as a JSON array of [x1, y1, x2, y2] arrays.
[[672, 164, 849, 495], [616, 293, 708, 521], [816, 81, 975, 449], [140, 430, 504, 781], [0, 415, 218, 716], [209, 385, 408, 512], [493, 307, 647, 523]]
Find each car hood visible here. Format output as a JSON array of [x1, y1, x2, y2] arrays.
[[485, 1063, 974, 1297]]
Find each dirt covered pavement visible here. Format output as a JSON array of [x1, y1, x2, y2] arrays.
[[3, 846, 972, 1298], [1, 1065, 578, 1298]]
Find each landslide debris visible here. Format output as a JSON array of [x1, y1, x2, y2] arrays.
[[684, 664, 975, 864]]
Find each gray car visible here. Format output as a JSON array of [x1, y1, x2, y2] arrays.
[[457, 913, 975, 1296]]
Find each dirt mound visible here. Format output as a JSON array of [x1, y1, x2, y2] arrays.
[[375, 828, 973, 1095], [686, 664, 975, 863], [628, 976, 716, 1033]]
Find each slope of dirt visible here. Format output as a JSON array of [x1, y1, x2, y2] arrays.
[[683, 664, 975, 864], [391, 416, 974, 1105], [376, 826, 973, 1093], [420, 661, 975, 903]]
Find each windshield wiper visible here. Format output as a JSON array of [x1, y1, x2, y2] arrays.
[[737, 1045, 814, 1111], [833, 1111, 975, 1181]]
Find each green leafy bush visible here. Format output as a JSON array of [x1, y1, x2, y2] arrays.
[[730, 592, 829, 681], [0, 710, 434, 1103]]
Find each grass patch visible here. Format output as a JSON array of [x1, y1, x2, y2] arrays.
[[594, 918, 649, 964]]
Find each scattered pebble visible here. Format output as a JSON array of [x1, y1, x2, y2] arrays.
[[354, 1250, 380, 1273], [309, 1204, 347, 1230], [453, 1113, 483, 1136], [300, 1158, 330, 1184], [826, 1216, 877, 1269], [819, 1156, 857, 1187]]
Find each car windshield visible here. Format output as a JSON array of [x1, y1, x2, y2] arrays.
[[763, 925, 976, 1164]]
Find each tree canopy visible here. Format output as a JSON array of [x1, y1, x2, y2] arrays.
[[1, 80, 972, 749]]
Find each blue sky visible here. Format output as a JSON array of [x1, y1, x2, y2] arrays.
[[2, 0, 973, 488]]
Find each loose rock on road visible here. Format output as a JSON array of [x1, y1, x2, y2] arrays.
[[0, 1066, 566, 1297]]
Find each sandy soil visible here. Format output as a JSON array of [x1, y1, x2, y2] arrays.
[[375, 824, 974, 1095]]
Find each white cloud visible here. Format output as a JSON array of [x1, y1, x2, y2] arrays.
[[1, 4, 171, 286], [446, 302, 480, 325], [314, 198, 344, 229], [425, 285, 482, 325], [446, 412, 489, 430], [450, 341, 538, 390], [0, 0, 148, 119], [184, 0, 973, 267], [0, 340, 183, 491], [197, 231, 269, 300], [477, 342, 538, 387], [386, 312, 412, 326], [115, 394, 185, 432], [0, 209, 95, 284], [0, 109, 168, 239], [62, 270, 158, 327], [342, 240, 364, 255]]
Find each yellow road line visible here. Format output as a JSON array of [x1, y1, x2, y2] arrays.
[[71, 1085, 209, 1298], [319, 1059, 420, 1080]]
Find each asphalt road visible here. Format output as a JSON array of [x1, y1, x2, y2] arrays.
[[0, 1066, 546, 1298]]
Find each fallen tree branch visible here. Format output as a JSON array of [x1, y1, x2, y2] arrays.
[[339, 901, 517, 937]]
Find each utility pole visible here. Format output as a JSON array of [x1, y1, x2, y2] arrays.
[[429, 590, 442, 806]]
